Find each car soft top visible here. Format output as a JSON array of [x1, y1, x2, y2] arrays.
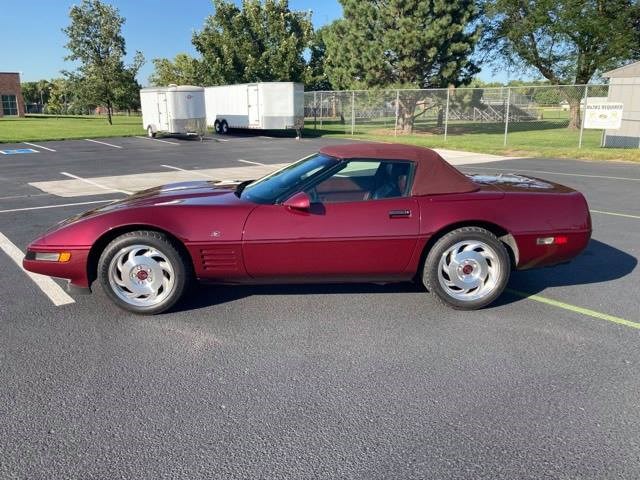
[[319, 143, 479, 196]]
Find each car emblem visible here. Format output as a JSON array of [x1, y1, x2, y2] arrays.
[[210, 231, 221, 237]]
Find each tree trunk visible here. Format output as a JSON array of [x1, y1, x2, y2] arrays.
[[397, 102, 416, 134], [567, 100, 581, 130], [106, 101, 113, 125]]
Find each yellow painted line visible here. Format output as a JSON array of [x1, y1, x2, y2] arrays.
[[590, 209, 640, 220], [506, 289, 640, 330]]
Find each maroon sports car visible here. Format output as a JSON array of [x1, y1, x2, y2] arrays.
[[24, 143, 591, 314]]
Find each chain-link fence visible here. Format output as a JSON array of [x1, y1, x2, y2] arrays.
[[304, 84, 640, 150]]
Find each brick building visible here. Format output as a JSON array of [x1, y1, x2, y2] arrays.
[[0, 72, 26, 117]]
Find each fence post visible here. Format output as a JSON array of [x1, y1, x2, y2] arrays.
[[313, 91, 317, 130], [394, 90, 400, 137], [578, 85, 588, 149], [503, 87, 511, 147], [351, 91, 355, 135], [319, 92, 323, 128], [444, 88, 450, 141]]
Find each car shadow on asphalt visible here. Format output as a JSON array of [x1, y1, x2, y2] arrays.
[[174, 239, 635, 313], [495, 238, 637, 307]]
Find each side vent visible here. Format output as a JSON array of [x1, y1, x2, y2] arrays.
[[200, 247, 240, 272]]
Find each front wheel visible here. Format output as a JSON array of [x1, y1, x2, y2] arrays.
[[422, 227, 510, 310], [147, 126, 156, 138], [98, 231, 190, 314]]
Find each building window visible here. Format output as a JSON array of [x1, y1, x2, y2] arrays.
[[2, 95, 18, 116]]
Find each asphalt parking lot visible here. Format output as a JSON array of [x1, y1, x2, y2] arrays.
[[1, 134, 639, 479]]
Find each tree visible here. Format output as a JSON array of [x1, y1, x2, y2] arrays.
[[149, 53, 206, 86], [191, 0, 312, 85], [323, 0, 480, 133], [304, 27, 332, 91], [483, 0, 640, 128], [114, 52, 145, 112], [21, 80, 52, 112], [46, 78, 71, 115], [63, 0, 144, 124]]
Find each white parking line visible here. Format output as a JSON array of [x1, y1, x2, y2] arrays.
[[84, 138, 123, 149], [591, 209, 640, 220], [0, 231, 75, 306], [135, 136, 180, 145], [466, 166, 640, 182], [160, 164, 212, 178], [60, 172, 133, 195], [23, 142, 56, 152], [0, 193, 50, 201], [0, 199, 116, 214], [237, 159, 266, 166], [216, 138, 229, 142]]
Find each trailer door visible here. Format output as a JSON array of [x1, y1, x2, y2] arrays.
[[158, 92, 168, 130], [247, 84, 259, 126]]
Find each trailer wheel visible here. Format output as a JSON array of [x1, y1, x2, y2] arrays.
[[221, 120, 229, 134], [147, 126, 156, 138], [214, 120, 222, 134]]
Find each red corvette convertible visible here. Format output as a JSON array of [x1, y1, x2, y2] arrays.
[[24, 143, 591, 314]]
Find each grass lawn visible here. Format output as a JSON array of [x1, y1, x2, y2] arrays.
[[0, 115, 145, 143], [303, 118, 640, 162]]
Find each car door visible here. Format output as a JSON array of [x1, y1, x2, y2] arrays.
[[242, 160, 420, 280]]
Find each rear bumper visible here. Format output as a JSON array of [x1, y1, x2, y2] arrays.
[[515, 229, 592, 270], [23, 247, 91, 288]]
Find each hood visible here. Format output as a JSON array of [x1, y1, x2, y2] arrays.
[[48, 180, 245, 232]]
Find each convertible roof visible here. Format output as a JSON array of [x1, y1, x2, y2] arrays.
[[319, 143, 478, 196]]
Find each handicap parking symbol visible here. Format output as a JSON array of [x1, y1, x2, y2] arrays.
[[0, 148, 39, 155]]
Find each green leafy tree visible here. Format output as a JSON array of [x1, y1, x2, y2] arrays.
[[45, 78, 71, 115], [191, 0, 313, 85], [149, 53, 206, 86], [21, 82, 39, 105], [304, 27, 332, 91], [323, 0, 480, 133], [114, 52, 145, 112], [63, 0, 144, 124], [21, 80, 52, 112], [482, 0, 640, 128]]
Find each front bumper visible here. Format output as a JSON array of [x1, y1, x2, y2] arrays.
[[23, 247, 91, 288]]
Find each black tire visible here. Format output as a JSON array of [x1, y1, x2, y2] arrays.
[[214, 120, 222, 134], [147, 126, 156, 138], [221, 120, 229, 134], [422, 227, 510, 310], [97, 230, 191, 315]]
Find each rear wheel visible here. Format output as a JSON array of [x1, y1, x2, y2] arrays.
[[98, 231, 190, 314], [422, 227, 510, 310], [214, 120, 222, 134], [221, 120, 229, 134]]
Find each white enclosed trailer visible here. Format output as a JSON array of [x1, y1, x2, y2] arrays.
[[140, 85, 206, 138], [204, 82, 304, 135]]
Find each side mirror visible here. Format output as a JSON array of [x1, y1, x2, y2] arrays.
[[283, 191, 311, 211]]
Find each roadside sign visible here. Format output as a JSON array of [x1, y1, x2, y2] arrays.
[[584, 103, 624, 129], [0, 148, 39, 155]]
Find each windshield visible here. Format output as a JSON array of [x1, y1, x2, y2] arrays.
[[240, 154, 339, 204]]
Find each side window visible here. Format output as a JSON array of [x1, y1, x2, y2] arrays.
[[307, 160, 412, 203]]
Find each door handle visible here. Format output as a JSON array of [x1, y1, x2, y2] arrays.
[[388, 209, 411, 218]]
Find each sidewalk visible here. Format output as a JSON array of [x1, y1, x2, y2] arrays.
[[434, 148, 523, 166]]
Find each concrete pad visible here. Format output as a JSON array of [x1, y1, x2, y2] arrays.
[[29, 163, 289, 198], [434, 148, 524, 165]]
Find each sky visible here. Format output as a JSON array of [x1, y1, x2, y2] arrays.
[[0, 0, 510, 86]]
